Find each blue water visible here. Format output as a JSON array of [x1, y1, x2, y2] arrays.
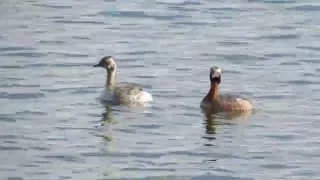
[[1, 0, 320, 179]]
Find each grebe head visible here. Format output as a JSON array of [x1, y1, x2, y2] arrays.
[[94, 56, 117, 73], [210, 66, 221, 84]]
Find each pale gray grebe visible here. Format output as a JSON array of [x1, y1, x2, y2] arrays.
[[200, 66, 254, 112], [94, 56, 153, 104]]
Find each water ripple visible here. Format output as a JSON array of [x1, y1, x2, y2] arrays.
[[216, 53, 267, 61], [297, 46, 320, 51], [0, 92, 45, 99], [279, 61, 301, 66], [264, 53, 295, 58], [121, 167, 176, 172], [0, 0, 319, 179], [249, 0, 296, 3], [32, 4, 72, 9], [206, 7, 248, 12], [38, 40, 66, 45], [43, 155, 84, 163], [0, 146, 26, 151], [0, 52, 47, 57], [123, 50, 157, 55], [53, 20, 105, 25], [0, 47, 35, 51], [298, 59, 319, 64], [47, 52, 89, 57], [288, 5, 320, 11], [7, 177, 24, 180], [256, 34, 299, 40], [15, 111, 47, 116], [99, 10, 188, 20]]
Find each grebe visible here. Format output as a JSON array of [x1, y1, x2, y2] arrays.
[[94, 56, 153, 104], [200, 66, 254, 112]]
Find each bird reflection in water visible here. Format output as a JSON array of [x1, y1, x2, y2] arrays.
[[97, 100, 152, 142], [99, 99, 152, 127], [100, 103, 118, 127], [201, 106, 255, 146], [94, 103, 118, 143]]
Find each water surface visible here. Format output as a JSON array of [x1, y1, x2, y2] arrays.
[[1, 0, 320, 179]]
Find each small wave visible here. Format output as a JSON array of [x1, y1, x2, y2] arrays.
[[47, 52, 89, 57], [80, 151, 108, 157], [53, 20, 105, 25], [156, 0, 199, 5], [99, 10, 146, 18], [206, 7, 247, 12], [0, 52, 47, 57], [128, 175, 251, 180], [70, 88, 98, 94], [45, 16, 64, 20], [24, 63, 49, 68], [41, 87, 90, 93], [255, 95, 295, 99], [0, 47, 35, 52], [133, 75, 157, 79], [38, 40, 66, 45], [287, 5, 320, 11], [175, 67, 192, 71], [121, 167, 175, 172], [71, 36, 90, 40], [249, 0, 296, 3], [298, 59, 320, 64], [168, 150, 213, 158], [3, 77, 25, 81], [168, 6, 199, 12], [256, 34, 299, 40], [0, 134, 18, 139], [281, 80, 319, 85], [0, 92, 45, 100], [0, 84, 40, 88], [22, 62, 92, 69], [0, 65, 23, 69], [297, 46, 320, 51], [275, 26, 295, 30], [216, 53, 267, 61], [15, 111, 47, 116], [261, 163, 299, 169], [173, 21, 208, 26], [123, 50, 157, 55], [99, 10, 187, 20], [264, 53, 295, 58], [279, 61, 301, 66], [0, 146, 26, 151], [0, 115, 16, 122], [218, 41, 249, 46], [146, 14, 187, 21], [130, 124, 162, 129], [303, 72, 317, 77], [114, 40, 131, 44], [115, 128, 136, 134], [223, 70, 242, 74], [43, 155, 84, 163], [32, 160, 51, 164], [32, 4, 72, 9]]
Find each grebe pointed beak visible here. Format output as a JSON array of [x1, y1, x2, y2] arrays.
[[93, 63, 103, 68]]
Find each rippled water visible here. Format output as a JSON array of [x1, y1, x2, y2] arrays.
[[1, 0, 320, 179]]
